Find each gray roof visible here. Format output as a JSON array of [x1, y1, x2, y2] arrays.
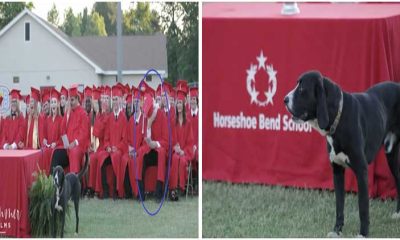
[[70, 35, 167, 72], [33, 10, 167, 73]]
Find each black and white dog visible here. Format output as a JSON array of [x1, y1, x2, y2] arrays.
[[52, 153, 88, 238], [284, 71, 400, 237]]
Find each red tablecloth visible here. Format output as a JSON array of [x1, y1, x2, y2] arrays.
[[0, 150, 40, 237], [203, 3, 400, 198]]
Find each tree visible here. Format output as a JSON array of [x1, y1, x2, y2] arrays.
[[80, 7, 89, 36], [0, 2, 34, 30], [47, 3, 59, 26], [179, 2, 198, 83], [123, 2, 161, 35], [61, 7, 81, 37], [160, 2, 198, 84], [84, 11, 107, 36], [93, 2, 117, 36]]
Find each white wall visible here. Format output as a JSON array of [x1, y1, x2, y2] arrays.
[[101, 74, 162, 90], [0, 14, 100, 95]]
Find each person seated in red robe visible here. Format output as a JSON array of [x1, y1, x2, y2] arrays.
[[3, 89, 25, 150], [157, 82, 176, 123], [187, 86, 199, 185], [121, 88, 145, 199], [136, 83, 168, 202], [169, 89, 194, 200], [97, 85, 127, 199], [88, 87, 111, 197], [38, 90, 51, 149], [24, 87, 41, 150], [51, 87, 89, 174], [41, 89, 63, 174]]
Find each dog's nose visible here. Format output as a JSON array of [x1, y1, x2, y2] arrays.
[[284, 96, 289, 105]]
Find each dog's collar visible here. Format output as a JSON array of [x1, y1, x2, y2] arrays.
[[328, 91, 343, 136]]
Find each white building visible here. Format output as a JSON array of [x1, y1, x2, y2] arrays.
[[0, 8, 168, 114]]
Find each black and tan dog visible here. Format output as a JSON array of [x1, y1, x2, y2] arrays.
[[51, 153, 88, 238], [284, 71, 400, 237]]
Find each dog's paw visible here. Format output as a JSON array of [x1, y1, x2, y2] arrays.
[[327, 231, 342, 238], [356, 234, 365, 238], [391, 212, 400, 219]]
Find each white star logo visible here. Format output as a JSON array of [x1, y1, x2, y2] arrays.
[[246, 50, 278, 107], [256, 50, 267, 70]]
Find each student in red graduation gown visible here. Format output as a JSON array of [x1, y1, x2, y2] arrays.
[[3, 90, 25, 150], [97, 85, 127, 199], [121, 89, 144, 199], [58, 87, 89, 173], [136, 83, 168, 201], [88, 87, 111, 197], [187, 86, 199, 172], [169, 89, 194, 200], [157, 83, 176, 124], [41, 90, 63, 174], [25, 88, 41, 150], [39, 90, 50, 149]]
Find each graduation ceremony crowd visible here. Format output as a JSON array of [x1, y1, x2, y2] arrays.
[[0, 79, 199, 202]]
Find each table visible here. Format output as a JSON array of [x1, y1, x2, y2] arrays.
[[203, 3, 400, 198], [0, 150, 40, 237]]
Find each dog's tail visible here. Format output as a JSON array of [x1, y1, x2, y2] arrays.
[[77, 152, 89, 180]]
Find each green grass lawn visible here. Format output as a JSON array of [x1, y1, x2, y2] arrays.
[[61, 196, 198, 238], [202, 181, 400, 238]]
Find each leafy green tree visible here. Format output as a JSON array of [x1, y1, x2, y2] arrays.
[[61, 7, 81, 37], [47, 3, 59, 26], [123, 2, 160, 35], [84, 11, 107, 36], [161, 2, 198, 84], [0, 2, 34, 30], [93, 2, 117, 36], [80, 7, 89, 36]]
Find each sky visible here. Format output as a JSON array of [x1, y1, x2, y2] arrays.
[[29, 0, 161, 24]]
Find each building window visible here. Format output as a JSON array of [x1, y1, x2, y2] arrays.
[[146, 74, 152, 82], [25, 22, 30, 41], [13, 76, 20, 83]]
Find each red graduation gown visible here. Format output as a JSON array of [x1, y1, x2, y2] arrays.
[[96, 111, 127, 196], [122, 113, 146, 197], [41, 115, 63, 174], [170, 117, 194, 190], [90, 113, 109, 192], [3, 114, 25, 148], [0, 117, 4, 146], [136, 109, 168, 182], [62, 106, 89, 173]]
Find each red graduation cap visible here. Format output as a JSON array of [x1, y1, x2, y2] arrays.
[[126, 94, 133, 104], [42, 90, 50, 103], [189, 87, 198, 98], [124, 84, 130, 96], [112, 85, 123, 98], [51, 89, 61, 101], [78, 91, 84, 102], [10, 89, 22, 100], [30, 87, 40, 102], [60, 86, 68, 97], [143, 93, 154, 118], [93, 88, 101, 101], [69, 86, 79, 98], [104, 86, 111, 97], [176, 89, 187, 101], [132, 86, 139, 98], [25, 95, 30, 105], [176, 79, 188, 93], [84, 86, 92, 99]]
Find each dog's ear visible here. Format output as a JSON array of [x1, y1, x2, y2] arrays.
[[316, 75, 329, 129]]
